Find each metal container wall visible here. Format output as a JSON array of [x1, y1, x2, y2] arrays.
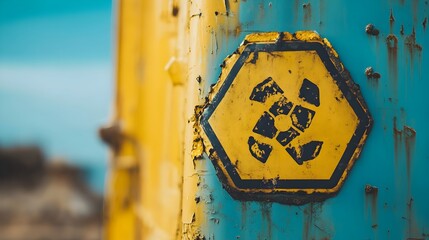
[[105, 0, 429, 239]]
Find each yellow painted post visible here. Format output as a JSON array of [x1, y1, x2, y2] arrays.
[[105, 0, 186, 239]]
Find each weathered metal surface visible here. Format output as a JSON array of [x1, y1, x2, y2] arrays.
[[186, 0, 429, 239], [198, 31, 372, 204], [106, 0, 429, 239]]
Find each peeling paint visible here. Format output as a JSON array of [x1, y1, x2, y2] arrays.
[[192, 104, 209, 160], [183, 214, 205, 240]]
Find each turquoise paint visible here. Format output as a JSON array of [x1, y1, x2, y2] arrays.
[[201, 0, 429, 239]]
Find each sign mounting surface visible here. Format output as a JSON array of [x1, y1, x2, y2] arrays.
[[199, 31, 372, 204]]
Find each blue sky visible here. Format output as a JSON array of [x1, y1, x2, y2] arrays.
[[0, 0, 114, 193], [0, 0, 112, 63]]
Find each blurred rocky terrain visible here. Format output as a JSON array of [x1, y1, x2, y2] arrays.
[[0, 146, 103, 240]]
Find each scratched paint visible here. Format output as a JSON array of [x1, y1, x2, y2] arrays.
[[104, 0, 429, 239], [184, 0, 429, 239]]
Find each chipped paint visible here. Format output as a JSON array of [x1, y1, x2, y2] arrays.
[[191, 105, 208, 160]]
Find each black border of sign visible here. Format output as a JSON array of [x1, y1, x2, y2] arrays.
[[200, 41, 371, 190]]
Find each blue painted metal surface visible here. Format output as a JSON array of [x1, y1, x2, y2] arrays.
[[198, 0, 429, 239]]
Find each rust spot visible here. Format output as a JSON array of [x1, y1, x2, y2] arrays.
[[406, 197, 421, 239], [303, 203, 313, 240], [364, 67, 381, 88], [260, 202, 272, 239], [400, 25, 405, 35], [393, 117, 402, 166], [372, 72, 381, 79], [365, 184, 378, 194], [423, 17, 428, 30], [405, 28, 423, 71], [365, 24, 380, 36], [365, 184, 378, 226], [302, 203, 329, 240], [403, 126, 416, 184], [386, 34, 398, 95], [303, 3, 312, 27], [196, 75, 202, 83], [389, 9, 395, 33], [389, 9, 395, 22]]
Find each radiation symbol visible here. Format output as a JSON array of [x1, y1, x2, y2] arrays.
[[199, 31, 372, 204], [248, 77, 323, 165]]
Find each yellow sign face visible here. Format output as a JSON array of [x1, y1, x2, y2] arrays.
[[200, 31, 372, 204]]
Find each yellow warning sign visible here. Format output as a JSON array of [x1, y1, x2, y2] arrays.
[[200, 31, 372, 204]]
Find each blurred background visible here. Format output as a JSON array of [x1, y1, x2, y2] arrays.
[[0, 0, 113, 239]]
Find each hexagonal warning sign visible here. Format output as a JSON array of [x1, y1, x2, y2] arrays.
[[199, 31, 372, 204]]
